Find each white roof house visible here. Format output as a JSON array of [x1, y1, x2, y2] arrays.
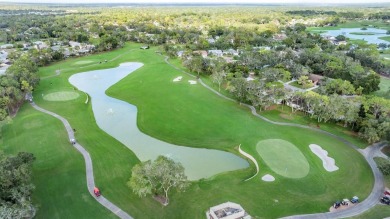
[[208, 50, 223, 57], [0, 44, 13, 49], [69, 41, 81, 48], [206, 202, 251, 219]]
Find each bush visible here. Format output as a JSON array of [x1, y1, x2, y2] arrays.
[[377, 158, 390, 175]]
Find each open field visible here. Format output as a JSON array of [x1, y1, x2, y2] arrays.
[[0, 43, 374, 218], [1, 105, 117, 219], [373, 76, 390, 99]]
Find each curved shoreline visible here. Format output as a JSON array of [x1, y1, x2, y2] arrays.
[[238, 144, 259, 181]]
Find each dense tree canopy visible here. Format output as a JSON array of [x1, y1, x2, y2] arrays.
[[0, 151, 36, 219]]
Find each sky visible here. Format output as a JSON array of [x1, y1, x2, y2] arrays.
[[1, 0, 389, 4]]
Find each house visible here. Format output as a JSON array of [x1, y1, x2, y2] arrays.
[[246, 72, 256, 82], [206, 202, 251, 219], [0, 44, 13, 49], [207, 38, 216, 44], [208, 50, 223, 57], [193, 50, 208, 58], [0, 50, 8, 61], [223, 49, 239, 56], [177, 50, 184, 57], [33, 41, 48, 50], [69, 41, 82, 48], [309, 74, 324, 86]]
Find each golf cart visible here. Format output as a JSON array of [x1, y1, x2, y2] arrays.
[[380, 195, 390, 205], [94, 187, 101, 197], [351, 196, 359, 204], [333, 201, 341, 209], [70, 138, 76, 145], [341, 199, 350, 206]]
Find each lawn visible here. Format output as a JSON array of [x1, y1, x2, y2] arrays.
[[380, 36, 390, 42], [1, 43, 374, 218], [373, 76, 390, 99], [1, 105, 117, 219]]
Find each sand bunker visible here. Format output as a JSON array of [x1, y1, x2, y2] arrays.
[[309, 144, 339, 172], [262, 174, 275, 182], [173, 76, 182, 82], [188, 80, 197, 85]]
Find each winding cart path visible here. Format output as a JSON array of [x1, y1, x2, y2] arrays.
[[163, 56, 388, 219], [30, 102, 133, 219]]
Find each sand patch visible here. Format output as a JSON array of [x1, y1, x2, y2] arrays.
[[188, 80, 197, 85], [309, 144, 339, 172], [173, 76, 182, 82], [261, 174, 275, 182], [43, 91, 80, 101]]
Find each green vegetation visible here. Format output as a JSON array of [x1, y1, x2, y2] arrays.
[[1, 105, 117, 219], [373, 76, 390, 98], [129, 155, 189, 206], [256, 139, 310, 178], [349, 32, 376, 35], [349, 205, 390, 219], [43, 91, 80, 101], [379, 36, 390, 42], [0, 151, 35, 218], [0, 43, 374, 218]]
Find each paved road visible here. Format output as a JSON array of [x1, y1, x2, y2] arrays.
[[164, 56, 388, 219], [30, 102, 133, 219]]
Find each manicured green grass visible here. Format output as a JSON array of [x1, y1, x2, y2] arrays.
[[380, 36, 390, 42], [349, 32, 376, 35], [349, 205, 390, 219], [1, 105, 117, 219], [43, 91, 80, 101], [373, 76, 390, 99], [256, 139, 310, 178], [290, 81, 312, 89], [260, 105, 368, 149], [1, 43, 374, 218]]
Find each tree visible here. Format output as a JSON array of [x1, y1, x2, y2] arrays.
[[0, 151, 36, 219], [128, 156, 189, 206]]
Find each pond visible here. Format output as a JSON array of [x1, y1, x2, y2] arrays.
[[320, 28, 388, 45], [69, 62, 249, 180]]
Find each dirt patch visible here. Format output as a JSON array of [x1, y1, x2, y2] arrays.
[[267, 105, 277, 110], [153, 195, 168, 206], [280, 113, 294, 120], [329, 203, 357, 212], [343, 130, 359, 137], [382, 146, 390, 157]]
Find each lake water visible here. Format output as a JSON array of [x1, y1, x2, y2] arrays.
[[69, 62, 249, 180], [321, 28, 388, 45]]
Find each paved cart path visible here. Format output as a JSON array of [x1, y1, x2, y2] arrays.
[[30, 102, 133, 219], [163, 56, 388, 219]]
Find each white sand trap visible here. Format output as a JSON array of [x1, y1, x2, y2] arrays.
[[262, 174, 275, 182], [173, 76, 182, 82], [188, 80, 197, 85], [309, 144, 339, 172]]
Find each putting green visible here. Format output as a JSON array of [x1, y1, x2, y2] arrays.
[[43, 91, 80, 101], [74, 60, 95, 65], [256, 139, 310, 178]]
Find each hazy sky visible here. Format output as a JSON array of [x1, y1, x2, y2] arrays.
[[1, 0, 389, 4]]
